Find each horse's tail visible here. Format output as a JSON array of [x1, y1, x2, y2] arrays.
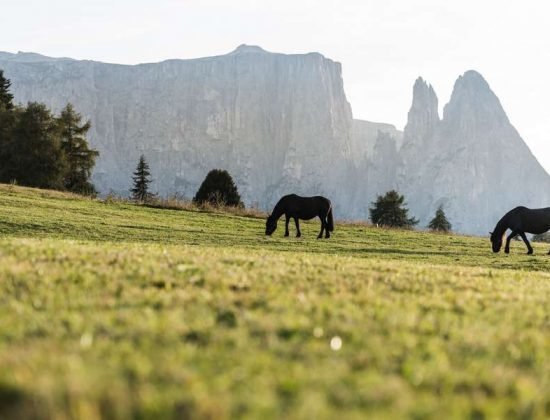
[[327, 204, 334, 232]]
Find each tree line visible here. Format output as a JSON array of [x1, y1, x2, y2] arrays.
[[0, 70, 98, 194], [130, 155, 242, 207], [133, 153, 451, 232]]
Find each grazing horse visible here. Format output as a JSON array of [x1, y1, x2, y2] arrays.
[[265, 194, 334, 239], [490, 206, 550, 254]]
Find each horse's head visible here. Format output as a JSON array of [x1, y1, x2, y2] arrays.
[[265, 214, 277, 236], [489, 231, 503, 253]]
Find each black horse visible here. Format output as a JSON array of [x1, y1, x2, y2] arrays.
[[265, 194, 334, 239], [490, 206, 550, 254]]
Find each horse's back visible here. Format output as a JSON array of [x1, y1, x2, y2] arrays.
[[505, 206, 550, 233], [510, 206, 550, 215], [276, 194, 331, 217], [280, 194, 330, 205], [313, 195, 331, 203]]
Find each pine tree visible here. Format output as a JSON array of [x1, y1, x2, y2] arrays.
[[57, 103, 98, 195], [0, 70, 16, 180], [131, 155, 153, 202], [428, 205, 452, 232], [1, 102, 67, 189], [0, 70, 14, 111], [369, 190, 418, 228], [193, 169, 242, 207]]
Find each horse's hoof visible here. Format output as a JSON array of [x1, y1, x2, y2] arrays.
[[284, 233, 289, 237], [504, 249, 510, 254], [527, 250, 534, 255]]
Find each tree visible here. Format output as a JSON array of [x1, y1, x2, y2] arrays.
[[131, 155, 153, 202], [193, 169, 242, 207], [428, 205, 452, 232], [1, 102, 67, 189], [369, 190, 418, 228], [0, 70, 14, 111], [57, 103, 98, 195], [0, 70, 17, 179]]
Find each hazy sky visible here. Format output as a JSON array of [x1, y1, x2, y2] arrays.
[[2, 0, 549, 171]]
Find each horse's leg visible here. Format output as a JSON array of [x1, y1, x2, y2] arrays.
[[518, 231, 534, 254], [324, 213, 330, 239], [317, 216, 325, 239], [504, 231, 518, 254], [294, 218, 301, 238], [284, 215, 290, 237]]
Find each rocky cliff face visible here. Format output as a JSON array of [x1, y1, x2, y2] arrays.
[[0, 45, 354, 212], [350, 119, 403, 164], [397, 70, 550, 233], [2, 49, 549, 234]]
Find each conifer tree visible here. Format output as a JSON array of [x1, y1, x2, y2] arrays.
[[369, 190, 418, 228], [131, 155, 153, 202], [193, 169, 242, 207], [2, 102, 67, 189], [0, 70, 14, 111], [0, 70, 16, 179], [57, 103, 98, 195], [428, 205, 452, 232]]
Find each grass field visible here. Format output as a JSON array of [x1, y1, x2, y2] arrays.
[[0, 184, 549, 419]]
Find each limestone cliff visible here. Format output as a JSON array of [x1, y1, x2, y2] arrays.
[[0, 46, 354, 212], [397, 71, 550, 233]]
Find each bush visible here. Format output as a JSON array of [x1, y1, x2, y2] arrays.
[[369, 190, 418, 228], [193, 169, 242, 207]]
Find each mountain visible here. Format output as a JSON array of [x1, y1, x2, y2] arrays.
[[1, 47, 549, 234], [397, 71, 550, 233], [0, 45, 357, 213]]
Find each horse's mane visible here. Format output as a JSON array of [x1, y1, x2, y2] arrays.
[[269, 198, 285, 219], [491, 215, 508, 241]]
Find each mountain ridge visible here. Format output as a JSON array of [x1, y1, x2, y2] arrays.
[[1, 47, 549, 234]]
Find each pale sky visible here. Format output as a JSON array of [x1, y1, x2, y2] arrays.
[[2, 0, 549, 172]]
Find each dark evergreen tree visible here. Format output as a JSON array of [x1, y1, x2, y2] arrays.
[[131, 155, 153, 202], [0, 70, 14, 111], [57, 103, 98, 195], [1, 102, 67, 189], [193, 169, 242, 207], [369, 190, 418, 228], [0, 70, 17, 179], [428, 205, 452, 232]]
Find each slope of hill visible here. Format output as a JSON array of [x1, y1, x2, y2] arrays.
[[0, 184, 548, 418]]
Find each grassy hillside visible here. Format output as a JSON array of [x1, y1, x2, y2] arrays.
[[0, 184, 548, 419]]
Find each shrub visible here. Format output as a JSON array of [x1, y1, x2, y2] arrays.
[[369, 190, 418, 228], [193, 169, 242, 207]]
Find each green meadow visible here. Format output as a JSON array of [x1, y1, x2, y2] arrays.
[[0, 184, 548, 419]]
